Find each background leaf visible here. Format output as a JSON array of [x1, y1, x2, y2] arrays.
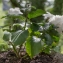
[[28, 9, 45, 19], [44, 33, 53, 45], [3, 31, 11, 41]]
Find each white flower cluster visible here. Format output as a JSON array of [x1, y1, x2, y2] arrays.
[[20, 1, 26, 8], [43, 12, 63, 34], [20, 0, 31, 11], [43, 12, 54, 19], [8, 7, 23, 16]]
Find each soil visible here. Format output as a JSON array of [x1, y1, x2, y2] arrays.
[[0, 50, 62, 63], [0, 51, 53, 63]]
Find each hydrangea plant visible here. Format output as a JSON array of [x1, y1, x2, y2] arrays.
[[1, 0, 60, 58]]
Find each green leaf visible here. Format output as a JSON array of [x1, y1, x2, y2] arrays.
[[11, 30, 22, 39], [30, 23, 40, 32], [31, 6, 36, 9], [3, 31, 11, 41], [43, 46, 51, 54], [1, 16, 7, 19], [47, 24, 60, 43], [28, 9, 45, 19], [25, 36, 42, 58], [0, 25, 9, 29], [52, 36, 59, 42], [44, 33, 53, 45], [12, 30, 29, 46]]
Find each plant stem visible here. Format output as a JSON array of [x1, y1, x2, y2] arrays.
[[10, 42, 20, 58], [24, 2, 28, 30], [18, 45, 22, 54], [24, 15, 27, 30]]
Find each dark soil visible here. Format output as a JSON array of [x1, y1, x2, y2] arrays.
[[0, 51, 53, 63]]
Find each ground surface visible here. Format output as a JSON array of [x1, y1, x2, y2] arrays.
[[0, 51, 63, 63], [0, 51, 53, 63]]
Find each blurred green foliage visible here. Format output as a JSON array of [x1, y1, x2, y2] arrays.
[[0, 39, 8, 51], [53, 0, 63, 15]]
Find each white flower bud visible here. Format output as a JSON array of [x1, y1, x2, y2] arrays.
[[33, 36, 41, 43]]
